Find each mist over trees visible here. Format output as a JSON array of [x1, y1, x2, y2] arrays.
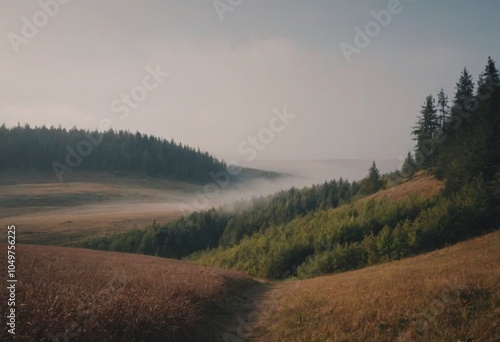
[[81, 177, 361, 258], [80, 57, 499, 280]]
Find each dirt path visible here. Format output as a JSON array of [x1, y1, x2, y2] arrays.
[[215, 281, 297, 342]]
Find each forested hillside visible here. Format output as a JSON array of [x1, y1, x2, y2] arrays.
[[195, 176, 488, 278], [0, 125, 227, 183], [406, 56, 500, 193], [81, 177, 362, 257], [81, 57, 500, 280]]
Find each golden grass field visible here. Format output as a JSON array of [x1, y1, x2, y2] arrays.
[[0, 244, 255, 341], [248, 230, 500, 342], [2, 232, 497, 341], [0, 172, 197, 245]]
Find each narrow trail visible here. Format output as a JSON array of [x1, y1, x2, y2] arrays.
[[215, 281, 295, 342]]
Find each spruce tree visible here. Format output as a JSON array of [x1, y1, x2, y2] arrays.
[[412, 95, 439, 167], [367, 161, 383, 193], [437, 88, 450, 129], [449, 68, 476, 132], [474, 57, 500, 182], [437, 58, 500, 194], [402, 152, 416, 177]]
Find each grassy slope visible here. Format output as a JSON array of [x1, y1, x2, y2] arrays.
[[0, 244, 255, 341], [359, 170, 444, 202], [0, 172, 197, 245], [251, 230, 500, 341]]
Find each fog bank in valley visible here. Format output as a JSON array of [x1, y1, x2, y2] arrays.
[[180, 159, 402, 211]]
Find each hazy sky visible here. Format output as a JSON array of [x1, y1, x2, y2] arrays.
[[1, 0, 499, 164]]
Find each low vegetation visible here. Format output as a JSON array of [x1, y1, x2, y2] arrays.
[[0, 245, 254, 341], [193, 172, 494, 279], [80, 176, 363, 257]]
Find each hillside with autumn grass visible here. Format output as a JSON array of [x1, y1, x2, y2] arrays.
[[246, 229, 500, 341], [0, 244, 255, 341]]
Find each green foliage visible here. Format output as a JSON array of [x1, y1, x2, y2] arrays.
[[195, 175, 496, 280], [193, 194, 435, 279]]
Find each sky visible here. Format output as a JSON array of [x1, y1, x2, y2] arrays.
[[1, 0, 499, 165]]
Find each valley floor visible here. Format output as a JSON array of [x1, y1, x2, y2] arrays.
[[0, 172, 198, 245]]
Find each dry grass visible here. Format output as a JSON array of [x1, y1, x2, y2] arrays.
[[8, 202, 184, 246], [0, 245, 255, 341], [362, 170, 444, 203], [0, 171, 198, 245], [255, 230, 500, 341]]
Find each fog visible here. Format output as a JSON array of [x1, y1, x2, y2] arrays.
[[175, 158, 401, 211]]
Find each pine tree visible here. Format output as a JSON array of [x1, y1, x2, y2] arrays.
[[412, 95, 439, 167], [402, 152, 416, 177], [437, 88, 450, 129], [360, 161, 383, 194], [437, 58, 500, 194], [474, 57, 500, 181], [449, 68, 476, 132]]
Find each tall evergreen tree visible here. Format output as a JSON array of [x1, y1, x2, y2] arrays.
[[436, 58, 500, 196], [359, 161, 383, 194], [412, 95, 439, 167], [453, 68, 475, 108], [449, 68, 476, 132], [437, 88, 450, 129], [474, 57, 500, 182]]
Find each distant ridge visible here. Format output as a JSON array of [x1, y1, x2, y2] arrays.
[[0, 124, 228, 183]]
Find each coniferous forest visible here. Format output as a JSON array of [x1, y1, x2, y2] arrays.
[[81, 58, 499, 279], [0, 125, 227, 183]]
